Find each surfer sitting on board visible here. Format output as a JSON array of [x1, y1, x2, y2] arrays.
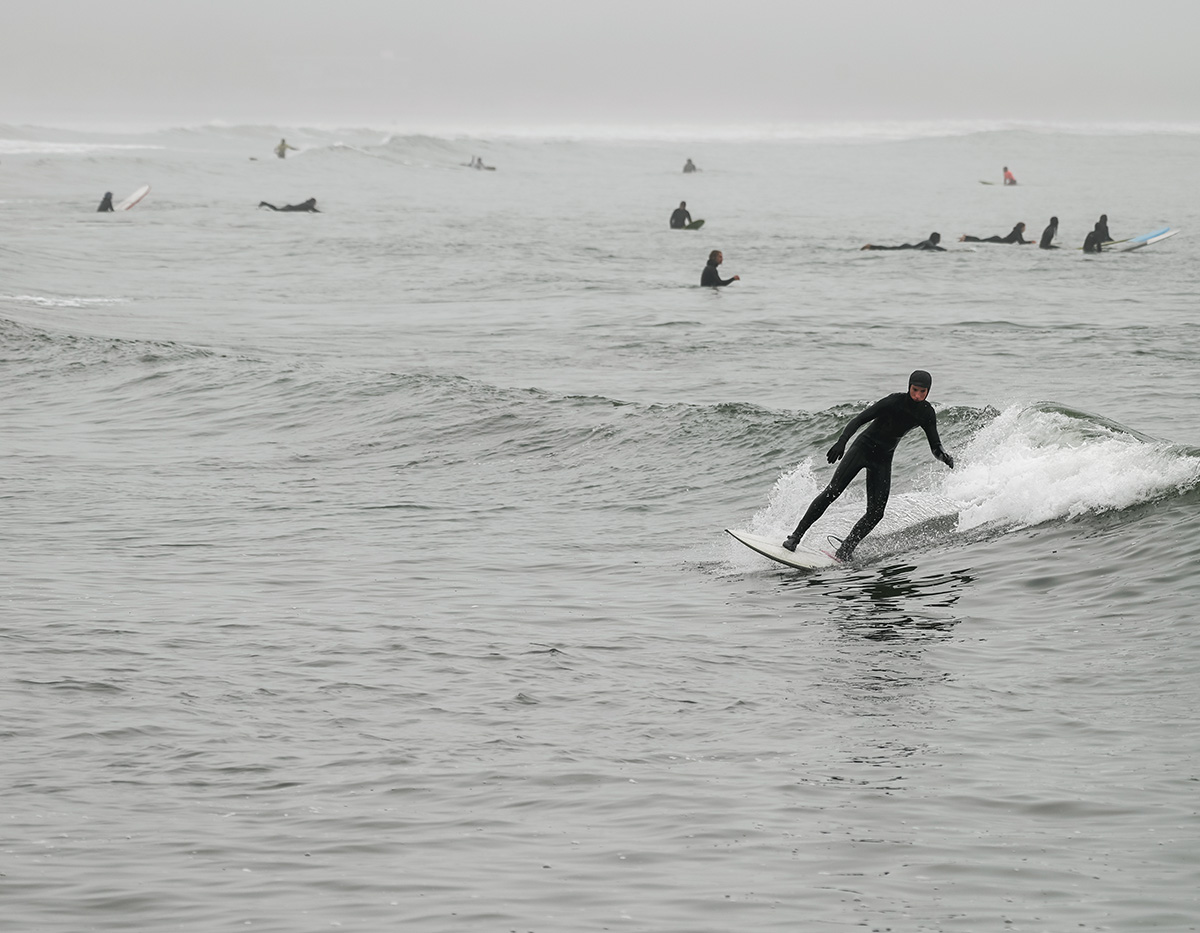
[[1083, 223, 1105, 253], [258, 198, 320, 213], [1003, 166, 1017, 185], [701, 250, 740, 287], [1095, 214, 1113, 244], [782, 370, 954, 562], [670, 201, 693, 229], [960, 222, 1032, 244], [274, 138, 297, 159], [97, 192, 114, 212], [860, 232, 945, 251], [1039, 217, 1059, 249], [683, 158, 698, 173]]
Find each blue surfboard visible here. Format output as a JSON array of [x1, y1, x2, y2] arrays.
[[1121, 227, 1177, 251]]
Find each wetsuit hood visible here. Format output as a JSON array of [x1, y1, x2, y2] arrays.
[[908, 370, 932, 389]]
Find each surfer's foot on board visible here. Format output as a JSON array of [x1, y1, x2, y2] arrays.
[[782, 535, 799, 552]]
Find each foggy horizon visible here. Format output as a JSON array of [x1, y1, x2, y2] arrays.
[[4, 0, 1200, 130]]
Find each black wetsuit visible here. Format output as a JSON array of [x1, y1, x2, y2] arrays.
[[1039, 221, 1059, 249], [670, 207, 692, 229], [962, 224, 1030, 244], [1095, 218, 1112, 243], [97, 192, 114, 212], [862, 237, 945, 251], [259, 200, 320, 213], [785, 392, 949, 559], [1083, 229, 1103, 253], [701, 262, 735, 287]]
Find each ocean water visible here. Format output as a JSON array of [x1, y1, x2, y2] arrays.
[[2, 121, 1199, 932]]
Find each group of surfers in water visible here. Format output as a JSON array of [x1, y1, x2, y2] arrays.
[[861, 214, 1115, 253], [97, 193, 322, 212], [693, 214, 1117, 286]]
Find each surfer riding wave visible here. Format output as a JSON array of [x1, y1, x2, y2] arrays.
[[782, 370, 953, 561]]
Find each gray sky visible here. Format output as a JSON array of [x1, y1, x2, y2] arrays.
[[5, 0, 1200, 129]]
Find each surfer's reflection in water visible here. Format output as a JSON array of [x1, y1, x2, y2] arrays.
[[258, 198, 320, 213], [790, 562, 975, 642]]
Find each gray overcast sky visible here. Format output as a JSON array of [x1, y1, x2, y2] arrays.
[[4, 0, 1200, 129]]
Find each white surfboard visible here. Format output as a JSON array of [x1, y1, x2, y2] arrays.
[[726, 529, 837, 570], [116, 184, 150, 211], [1121, 227, 1177, 251]]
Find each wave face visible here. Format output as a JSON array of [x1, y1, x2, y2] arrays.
[[3, 126, 1200, 933]]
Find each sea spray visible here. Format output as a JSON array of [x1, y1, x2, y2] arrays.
[[945, 404, 1200, 531]]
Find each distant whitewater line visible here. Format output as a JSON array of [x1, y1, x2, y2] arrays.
[[7, 119, 1200, 145], [0, 140, 166, 155], [400, 119, 1200, 143]]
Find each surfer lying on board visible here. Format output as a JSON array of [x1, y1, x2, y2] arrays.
[[670, 201, 693, 229], [258, 198, 320, 213], [1003, 166, 1017, 185], [782, 370, 954, 562], [1039, 217, 1059, 249], [960, 222, 1031, 244], [97, 192, 114, 212], [701, 250, 740, 287], [860, 232, 945, 251]]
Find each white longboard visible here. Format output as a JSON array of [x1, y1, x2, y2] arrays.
[[116, 184, 151, 211], [726, 529, 837, 570]]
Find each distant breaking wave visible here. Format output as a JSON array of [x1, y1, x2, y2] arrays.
[[0, 140, 165, 155], [389, 120, 1200, 143], [6, 120, 1200, 147]]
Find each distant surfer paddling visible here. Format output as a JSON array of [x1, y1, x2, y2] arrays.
[[782, 370, 954, 562], [1003, 166, 1017, 186], [97, 192, 114, 212], [701, 250, 739, 287], [860, 232, 945, 251], [1039, 216, 1059, 249], [670, 201, 693, 229], [960, 222, 1032, 244], [275, 138, 297, 159], [258, 198, 320, 212]]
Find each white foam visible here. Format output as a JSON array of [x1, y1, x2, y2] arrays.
[[1, 295, 127, 308], [0, 140, 165, 155], [945, 406, 1200, 531], [731, 405, 1200, 568]]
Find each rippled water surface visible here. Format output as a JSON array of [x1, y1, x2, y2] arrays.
[[3, 123, 1199, 932]]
